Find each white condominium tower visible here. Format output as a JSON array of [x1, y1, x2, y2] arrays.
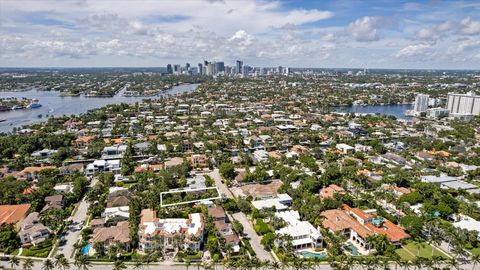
[[413, 94, 429, 112], [447, 91, 480, 116]]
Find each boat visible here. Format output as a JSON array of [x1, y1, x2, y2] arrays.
[[12, 105, 25, 110], [0, 119, 6, 122], [27, 99, 42, 109]]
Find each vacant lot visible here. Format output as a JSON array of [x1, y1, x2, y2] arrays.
[[234, 180, 282, 199], [395, 241, 449, 261]]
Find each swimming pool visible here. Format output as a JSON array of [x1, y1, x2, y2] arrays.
[[82, 244, 91, 255], [345, 243, 360, 256], [300, 251, 327, 259]]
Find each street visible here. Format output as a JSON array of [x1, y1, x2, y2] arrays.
[[56, 177, 98, 259], [209, 170, 273, 262]]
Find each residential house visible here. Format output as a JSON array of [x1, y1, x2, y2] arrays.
[[41, 195, 65, 212], [103, 206, 130, 224], [19, 212, 50, 246], [275, 210, 323, 250], [319, 184, 345, 199], [85, 159, 121, 176], [90, 221, 130, 253], [320, 205, 409, 254], [188, 154, 209, 169], [138, 209, 205, 253], [208, 206, 240, 254], [251, 194, 292, 212], [0, 204, 31, 230], [18, 166, 56, 181]]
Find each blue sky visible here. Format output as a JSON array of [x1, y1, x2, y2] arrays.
[[1, 0, 480, 69]]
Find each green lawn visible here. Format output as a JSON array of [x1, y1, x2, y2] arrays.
[[396, 242, 448, 260], [470, 248, 480, 256], [21, 240, 53, 257], [395, 248, 415, 261]]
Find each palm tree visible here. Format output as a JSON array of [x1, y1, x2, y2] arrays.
[[22, 258, 34, 270], [448, 257, 459, 270], [9, 256, 20, 269], [471, 253, 480, 270], [133, 260, 143, 270], [270, 261, 281, 270], [42, 259, 55, 270], [113, 260, 126, 270], [55, 254, 70, 270], [74, 255, 92, 270]]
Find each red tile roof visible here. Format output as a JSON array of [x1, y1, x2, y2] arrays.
[[0, 204, 31, 225]]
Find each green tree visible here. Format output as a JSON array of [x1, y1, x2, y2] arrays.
[[0, 224, 20, 253], [219, 162, 236, 180], [113, 260, 127, 270], [400, 215, 425, 239], [74, 255, 91, 270], [42, 259, 54, 270], [22, 258, 34, 270], [121, 141, 136, 176], [9, 256, 20, 270]]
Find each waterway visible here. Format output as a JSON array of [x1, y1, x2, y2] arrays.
[[0, 83, 199, 133], [334, 104, 413, 120]]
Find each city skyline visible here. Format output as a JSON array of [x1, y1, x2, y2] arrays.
[[1, 0, 480, 69]]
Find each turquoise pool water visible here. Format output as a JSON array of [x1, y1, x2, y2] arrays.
[[82, 244, 91, 255], [301, 251, 327, 259], [346, 243, 360, 256]]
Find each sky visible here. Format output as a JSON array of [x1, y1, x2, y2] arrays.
[[1, 0, 480, 69]]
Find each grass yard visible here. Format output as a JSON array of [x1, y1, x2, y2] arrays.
[[21, 240, 53, 257], [395, 248, 415, 261], [396, 242, 448, 261], [470, 247, 480, 256]]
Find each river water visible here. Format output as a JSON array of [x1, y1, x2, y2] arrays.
[[334, 104, 413, 120], [0, 83, 199, 133]]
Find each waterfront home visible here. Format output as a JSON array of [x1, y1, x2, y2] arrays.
[[138, 209, 205, 253], [19, 212, 50, 246]]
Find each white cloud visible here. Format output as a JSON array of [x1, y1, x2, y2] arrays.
[[460, 17, 480, 35], [395, 43, 433, 59], [347, 16, 384, 42]]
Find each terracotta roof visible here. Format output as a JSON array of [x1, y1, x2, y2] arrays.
[[321, 205, 409, 243], [0, 204, 31, 225], [75, 136, 95, 144], [208, 207, 226, 219], [320, 184, 345, 199]]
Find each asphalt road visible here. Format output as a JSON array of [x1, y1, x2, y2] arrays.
[[208, 169, 273, 262]]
